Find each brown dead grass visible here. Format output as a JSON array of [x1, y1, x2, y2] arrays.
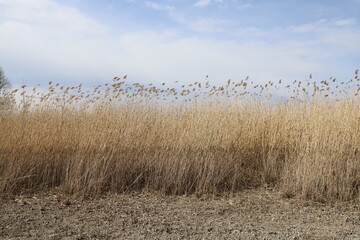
[[0, 72, 359, 202]]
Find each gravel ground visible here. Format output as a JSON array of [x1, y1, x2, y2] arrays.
[[1, 189, 359, 240]]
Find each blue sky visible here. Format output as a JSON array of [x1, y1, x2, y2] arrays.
[[0, 0, 359, 88]]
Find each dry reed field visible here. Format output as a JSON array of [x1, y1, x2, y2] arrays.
[[0, 71, 359, 202]]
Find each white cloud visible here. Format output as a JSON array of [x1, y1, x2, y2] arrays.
[[194, 0, 227, 7], [320, 28, 360, 49], [291, 19, 327, 33], [0, 20, 328, 86], [235, 3, 251, 10], [169, 11, 231, 33], [233, 27, 268, 37], [0, 0, 355, 89], [0, 0, 107, 35], [334, 18, 357, 26], [145, 1, 174, 11], [289, 18, 360, 50], [194, 0, 212, 7], [187, 17, 231, 32]]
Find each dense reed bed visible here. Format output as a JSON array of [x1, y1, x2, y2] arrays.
[[0, 71, 359, 202]]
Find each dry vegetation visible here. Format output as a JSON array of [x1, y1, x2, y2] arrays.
[[0, 71, 359, 202]]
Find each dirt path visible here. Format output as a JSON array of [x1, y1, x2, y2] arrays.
[[1, 189, 359, 239]]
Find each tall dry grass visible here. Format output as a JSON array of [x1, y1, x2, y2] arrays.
[[0, 72, 359, 202]]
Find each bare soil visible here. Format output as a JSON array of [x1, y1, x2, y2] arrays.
[[1, 189, 359, 240]]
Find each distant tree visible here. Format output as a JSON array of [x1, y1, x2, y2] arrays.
[[0, 67, 13, 112], [0, 67, 10, 90]]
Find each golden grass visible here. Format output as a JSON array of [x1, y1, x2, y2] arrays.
[[0, 72, 359, 202]]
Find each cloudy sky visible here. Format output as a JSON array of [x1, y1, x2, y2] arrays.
[[0, 0, 359, 87]]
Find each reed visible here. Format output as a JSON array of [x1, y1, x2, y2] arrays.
[[0, 71, 359, 202]]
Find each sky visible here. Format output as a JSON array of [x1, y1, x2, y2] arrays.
[[0, 0, 359, 88]]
